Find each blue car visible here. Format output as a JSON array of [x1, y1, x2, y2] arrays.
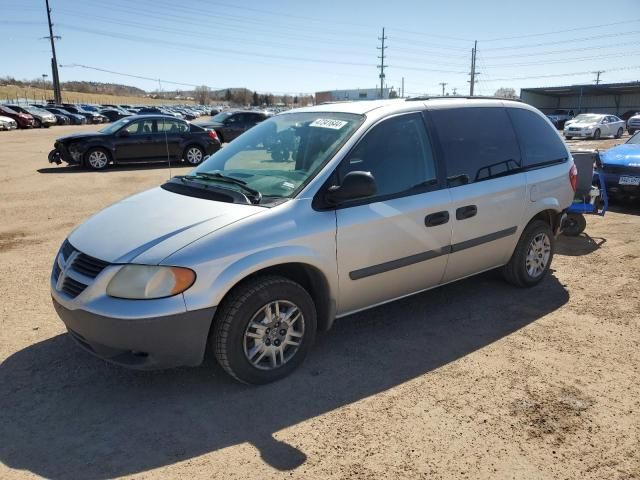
[[598, 132, 640, 198]]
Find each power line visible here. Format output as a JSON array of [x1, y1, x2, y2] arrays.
[[480, 18, 640, 42], [59, 64, 313, 95], [483, 29, 640, 51], [479, 65, 640, 82]]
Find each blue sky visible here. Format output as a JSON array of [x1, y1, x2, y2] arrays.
[[1, 0, 639, 96]]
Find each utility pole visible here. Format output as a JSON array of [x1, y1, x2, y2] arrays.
[[401, 77, 404, 98], [593, 70, 605, 85], [469, 40, 480, 96], [44, 0, 62, 104], [439, 82, 448, 96], [377, 27, 388, 99], [452, 87, 458, 95]]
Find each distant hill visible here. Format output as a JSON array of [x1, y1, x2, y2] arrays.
[[0, 77, 147, 97]]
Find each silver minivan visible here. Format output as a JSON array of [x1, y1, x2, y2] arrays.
[[51, 98, 576, 384]]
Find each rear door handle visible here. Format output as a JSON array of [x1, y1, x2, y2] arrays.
[[424, 211, 450, 227], [456, 205, 478, 220]]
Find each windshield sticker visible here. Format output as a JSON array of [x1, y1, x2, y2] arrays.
[[281, 181, 296, 189], [310, 118, 348, 130]]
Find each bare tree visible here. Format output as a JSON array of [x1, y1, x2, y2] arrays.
[[494, 87, 517, 98], [194, 85, 210, 104]]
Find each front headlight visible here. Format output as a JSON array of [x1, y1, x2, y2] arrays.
[[106, 265, 196, 300]]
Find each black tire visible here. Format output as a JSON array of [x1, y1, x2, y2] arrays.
[[183, 144, 205, 165], [593, 129, 601, 140], [83, 147, 111, 170], [502, 220, 555, 288], [34, 118, 42, 128], [563, 214, 586, 237], [213, 275, 317, 385], [565, 136, 573, 140], [615, 127, 623, 139]]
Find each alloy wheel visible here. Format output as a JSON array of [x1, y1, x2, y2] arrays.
[[525, 232, 551, 278], [243, 300, 305, 370], [186, 147, 203, 164], [87, 150, 108, 169]]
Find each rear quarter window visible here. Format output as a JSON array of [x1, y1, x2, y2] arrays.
[[507, 108, 568, 168], [430, 107, 521, 186]]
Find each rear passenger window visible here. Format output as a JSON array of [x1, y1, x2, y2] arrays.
[[338, 113, 437, 198], [508, 108, 568, 167], [431, 107, 521, 186]]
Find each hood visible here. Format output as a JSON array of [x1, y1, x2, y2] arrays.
[[68, 186, 265, 264], [56, 131, 105, 142], [600, 144, 640, 167]]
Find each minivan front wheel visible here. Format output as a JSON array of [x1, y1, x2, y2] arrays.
[[503, 220, 555, 287], [213, 276, 317, 384]]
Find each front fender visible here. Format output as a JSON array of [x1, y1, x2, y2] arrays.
[[182, 245, 337, 313]]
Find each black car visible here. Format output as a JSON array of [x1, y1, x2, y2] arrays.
[[99, 108, 132, 122], [61, 105, 106, 124], [48, 115, 221, 170], [44, 107, 87, 125], [197, 111, 268, 143]]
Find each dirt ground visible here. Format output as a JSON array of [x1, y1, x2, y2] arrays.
[[0, 125, 639, 480]]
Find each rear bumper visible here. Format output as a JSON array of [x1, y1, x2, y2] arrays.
[[52, 297, 215, 369]]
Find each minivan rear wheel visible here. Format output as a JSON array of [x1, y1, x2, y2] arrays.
[[503, 220, 555, 287], [212, 275, 317, 384]]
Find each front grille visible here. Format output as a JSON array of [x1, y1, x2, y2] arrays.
[[62, 277, 88, 297], [54, 240, 110, 299], [569, 127, 581, 132], [73, 253, 110, 278]]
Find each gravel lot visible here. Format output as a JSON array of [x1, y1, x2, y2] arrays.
[[1, 125, 639, 480]]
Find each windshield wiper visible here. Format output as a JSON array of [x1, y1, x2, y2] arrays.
[[183, 172, 262, 204]]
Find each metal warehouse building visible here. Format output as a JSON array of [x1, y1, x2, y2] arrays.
[[520, 81, 640, 116], [315, 88, 390, 103]]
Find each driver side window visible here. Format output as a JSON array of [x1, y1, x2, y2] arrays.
[[337, 113, 437, 198]]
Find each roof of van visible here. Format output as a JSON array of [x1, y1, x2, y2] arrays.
[[290, 97, 528, 116]]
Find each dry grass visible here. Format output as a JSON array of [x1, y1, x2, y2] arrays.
[[0, 85, 191, 106]]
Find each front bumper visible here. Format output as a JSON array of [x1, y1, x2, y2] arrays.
[[564, 130, 593, 137], [52, 297, 215, 369]]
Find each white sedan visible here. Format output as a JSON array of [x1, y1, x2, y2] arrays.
[[564, 114, 626, 140], [0, 115, 18, 130]]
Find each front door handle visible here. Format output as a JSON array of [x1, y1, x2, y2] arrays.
[[425, 211, 450, 227], [456, 205, 478, 220]]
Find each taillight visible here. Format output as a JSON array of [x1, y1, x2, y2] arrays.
[[207, 129, 219, 141], [569, 161, 578, 192]]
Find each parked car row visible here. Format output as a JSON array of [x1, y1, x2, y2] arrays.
[[0, 103, 213, 130]]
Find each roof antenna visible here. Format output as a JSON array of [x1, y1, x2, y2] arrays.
[[158, 78, 171, 180]]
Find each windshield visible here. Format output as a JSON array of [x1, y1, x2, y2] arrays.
[[192, 112, 364, 200], [572, 115, 602, 124], [99, 117, 134, 134], [627, 132, 640, 145], [211, 111, 234, 122]]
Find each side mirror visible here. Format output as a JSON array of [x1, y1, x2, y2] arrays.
[[324, 171, 376, 205], [117, 129, 130, 137]]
